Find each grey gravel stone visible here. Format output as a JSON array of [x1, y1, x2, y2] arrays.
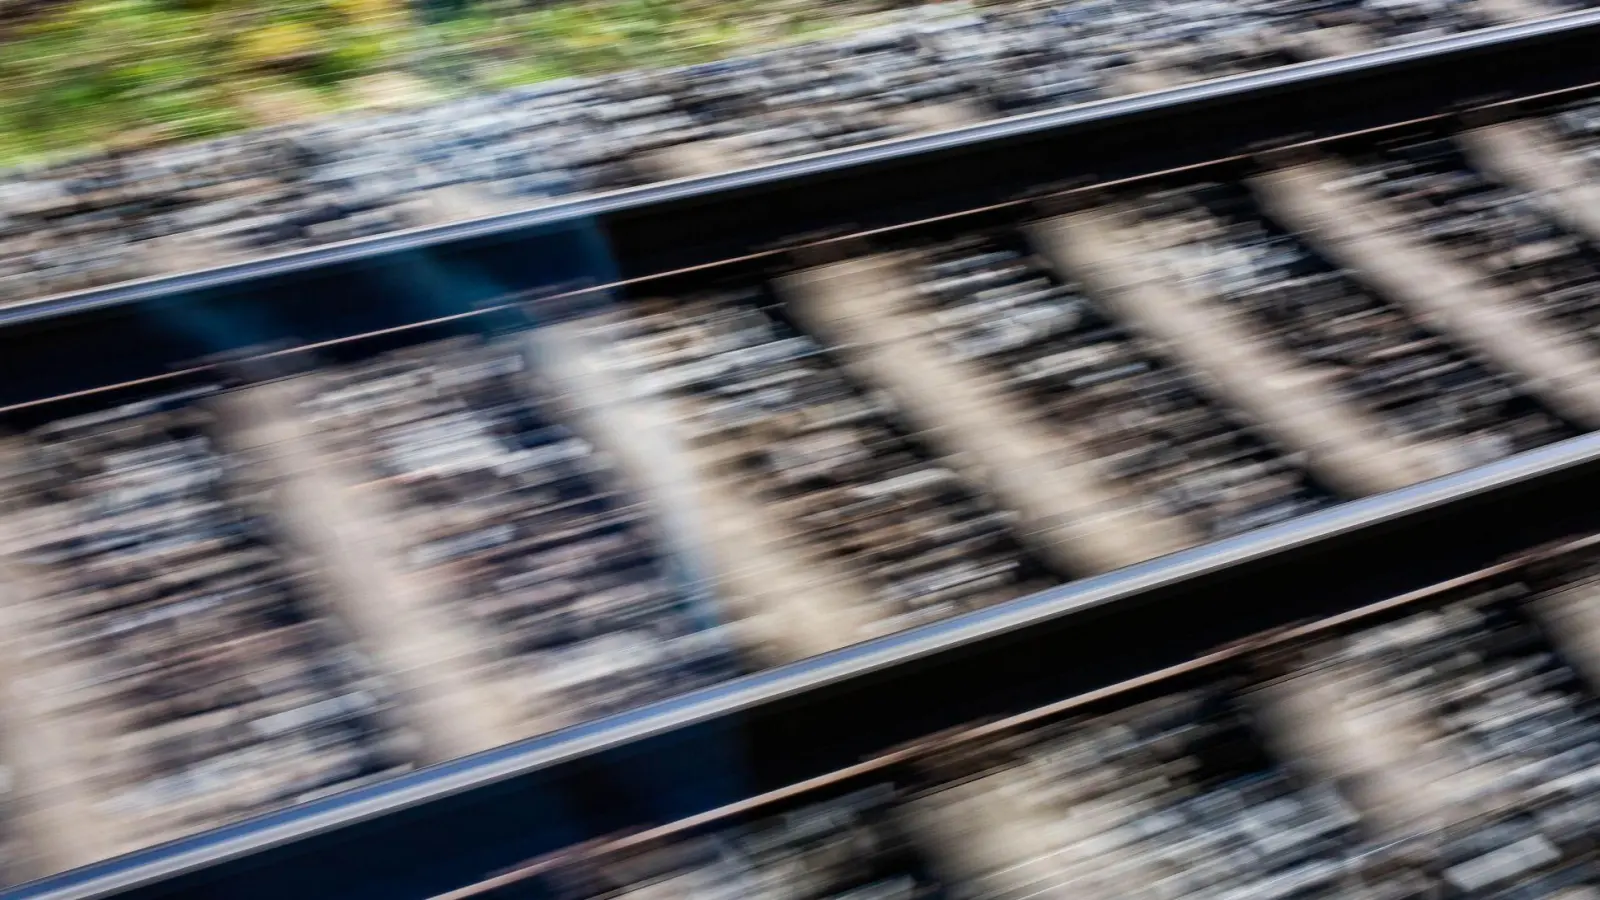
[[0, 763, 19, 887], [537, 784, 943, 900], [908, 235, 1328, 539], [302, 337, 740, 722], [1124, 181, 1571, 467], [1302, 588, 1600, 897], [988, 688, 1435, 899], [1551, 97, 1600, 187], [1341, 136, 1600, 356], [0, 393, 421, 845], [607, 293, 1038, 632]]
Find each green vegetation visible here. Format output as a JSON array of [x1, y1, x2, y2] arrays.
[[0, 0, 912, 166], [0, 0, 410, 163]]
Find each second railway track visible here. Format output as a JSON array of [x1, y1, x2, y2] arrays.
[[445, 532, 1600, 900]]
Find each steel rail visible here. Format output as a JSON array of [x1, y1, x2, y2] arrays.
[[2, 10, 1598, 330], [10, 425, 1600, 900]]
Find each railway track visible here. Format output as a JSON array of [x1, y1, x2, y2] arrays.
[[1, 4, 1595, 306], [3, 18, 1600, 900], [435, 533, 1600, 900]]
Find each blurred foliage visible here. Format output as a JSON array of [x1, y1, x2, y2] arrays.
[[0, 0, 914, 166]]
